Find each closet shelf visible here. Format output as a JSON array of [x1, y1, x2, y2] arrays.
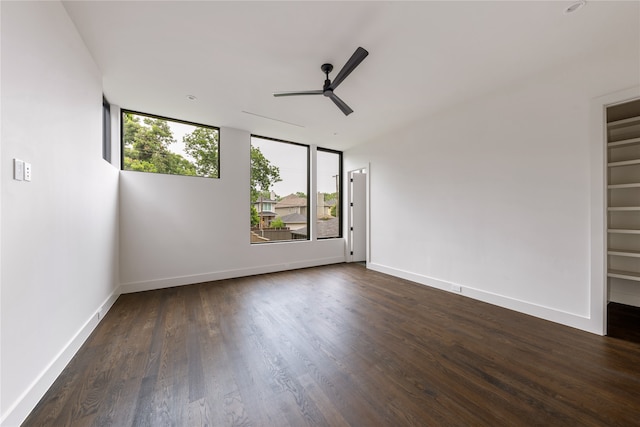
[[608, 159, 640, 168], [608, 182, 640, 189], [606, 104, 639, 310], [608, 207, 640, 211], [608, 229, 640, 234], [608, 249, 640, 258], [607, 270, 640, 282], [608, 116, 640, 129], [608, 137, 640, 148]]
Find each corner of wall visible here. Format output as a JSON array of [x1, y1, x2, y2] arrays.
[[0, 289, 120, 427]]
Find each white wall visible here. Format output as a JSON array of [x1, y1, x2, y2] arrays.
[[345, 48, 639, 335], [0, 2, 119, 425], [119, 128, 345, 292], [0, 1, 635, 425]]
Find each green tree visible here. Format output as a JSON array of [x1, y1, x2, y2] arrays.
[[250, 146, 281, 203], [270, 217, 285, 228], [122, 113, 196, 176], [250, 206, 260, 227], [250, 146, 281, 227], [295, 192, 307, 198], [257, 190, 277, 200], [183, 128, 219, 178], [324, 192, 337, 201]]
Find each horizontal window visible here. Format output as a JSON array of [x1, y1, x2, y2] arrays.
[[121, 110, 219, 178]]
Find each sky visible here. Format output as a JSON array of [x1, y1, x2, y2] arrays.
[[251, 136, 339, 197]]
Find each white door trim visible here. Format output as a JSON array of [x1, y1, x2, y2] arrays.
[[590, 86, 640, 335], [347, 164, 370, 263]]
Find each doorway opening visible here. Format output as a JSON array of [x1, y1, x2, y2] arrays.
[[348, 168, 367, 264], [605, 97, 640, 343]]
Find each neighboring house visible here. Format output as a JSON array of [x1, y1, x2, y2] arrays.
[[253, 191, 277, 228], [316, 192, 329, 218], [276, 193, 335, 219], [279, 213, 307, 230], [291, 217, 340, 239], [275, 194, 308, 217], [319, 196, 337, 218]]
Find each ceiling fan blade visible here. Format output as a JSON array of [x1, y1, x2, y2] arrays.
[[329, 47, 368, 91], [273, 90, 323, 97], [327, 92, 353, 116]]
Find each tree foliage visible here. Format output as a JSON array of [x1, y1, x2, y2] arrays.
[[250, 146, 281, 203], [183, 128, 219, 178], [295, 192, 307, 198], [270, 217, 285, 228], [250, 206, 260, 227], [324, 192, 338, 201], [123, 113, 196, 176], [257, 190, 278, 200]]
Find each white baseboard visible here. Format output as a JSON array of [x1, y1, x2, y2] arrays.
[[2, 258, 347, 426], [118, 256, 346, 294], [1, 290, 120, 427], [368, 262, 602, 335]]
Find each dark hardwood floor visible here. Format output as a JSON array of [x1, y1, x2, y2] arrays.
[[23, 264, 640, 426]]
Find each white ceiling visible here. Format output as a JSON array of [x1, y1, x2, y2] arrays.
[[63, 1, 639, 151]]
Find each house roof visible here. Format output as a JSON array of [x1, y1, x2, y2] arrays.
[[62, 2, 638, 151], [253, 198, 277, 204], [275, 194, 307, 209], [279, 213, 307, 224], [291, 217, 339, 237]]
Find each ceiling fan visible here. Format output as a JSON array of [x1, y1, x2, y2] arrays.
[[273, 47, 369, 116]]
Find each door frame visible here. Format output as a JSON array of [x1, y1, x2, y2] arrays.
[[590, 86, 640, 335], [347, 164, 370, 264]]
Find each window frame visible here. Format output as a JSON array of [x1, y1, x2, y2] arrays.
[[250, 134, 310, 243], [120, 109, 221, 178], [316, 147, 343, 240], [102, 96, 111, 163]]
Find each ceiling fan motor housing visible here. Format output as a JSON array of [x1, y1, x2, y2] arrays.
[[322, 63, 334, 95]]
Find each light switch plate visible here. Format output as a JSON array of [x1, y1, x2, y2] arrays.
[[24, 162, 32, 181], [13, 159, 24, 181]]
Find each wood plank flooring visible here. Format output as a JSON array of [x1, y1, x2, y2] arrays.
[[23, 264, 640, 426]]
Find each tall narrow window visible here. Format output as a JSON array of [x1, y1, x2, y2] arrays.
[[316, 148, 342, 238], [102, 97, 111, 162], [121, 110, 220, 178], [250, 135, 309, 243]]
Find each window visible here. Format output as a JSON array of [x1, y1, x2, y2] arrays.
[[316, 148, 342, 239], [102, 97, 111, 162], [250, 135, 309, 243], [121, 110, 219, 178]]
